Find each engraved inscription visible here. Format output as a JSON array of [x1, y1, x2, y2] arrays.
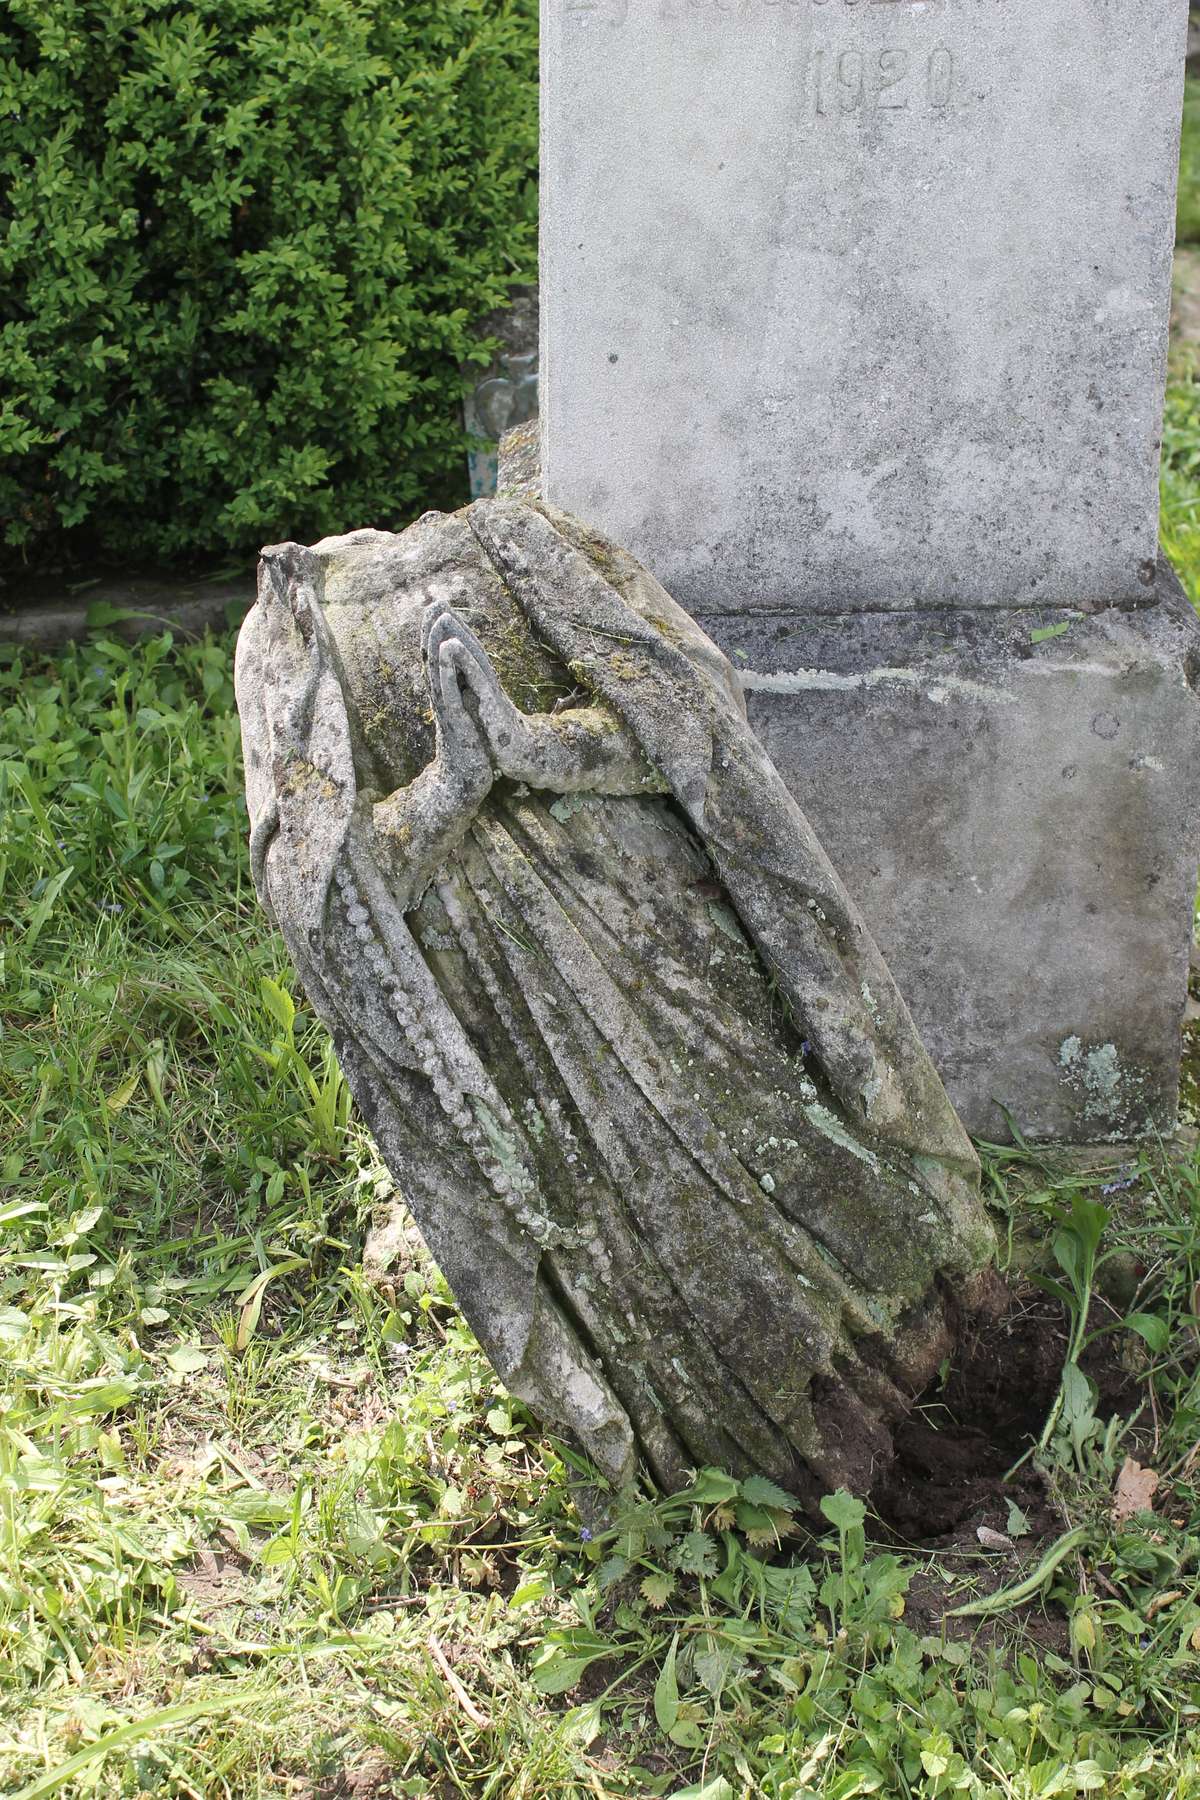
[[807, 44, 954, 115], [562, 0, 950, 25], [564, 0, 951, 18], [563, 0, 628, 22], [877, 49, 909, 108], [927, 45, 953, 107]]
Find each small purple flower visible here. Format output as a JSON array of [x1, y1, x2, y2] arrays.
[[99, 901, 124, 915], [579, 1527, 593, 1542], [1101, 1173, 1137, 1196], [800, 1041, 812, 1057]]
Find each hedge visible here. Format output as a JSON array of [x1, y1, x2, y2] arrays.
[[0, 0, 537, 574]]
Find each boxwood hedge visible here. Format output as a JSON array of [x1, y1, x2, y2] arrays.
[[0, 0, 537, 573]]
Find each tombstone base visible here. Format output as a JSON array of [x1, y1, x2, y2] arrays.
[[698, 565, 1200, 1143], [499, 430, 1200, 1144]]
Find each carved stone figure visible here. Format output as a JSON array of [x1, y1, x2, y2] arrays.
[[236, 499, 994, 1507]]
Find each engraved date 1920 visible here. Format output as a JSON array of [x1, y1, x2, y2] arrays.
[[807, 44, 954, 114]]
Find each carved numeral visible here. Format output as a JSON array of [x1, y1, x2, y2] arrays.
[[807, 43, 955, 117], [838, 50, 864, 110], [927, 46, 954, 107], [877, 48, 909, 108]]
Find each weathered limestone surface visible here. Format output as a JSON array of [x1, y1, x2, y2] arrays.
[[237, 499, 994, 1502], [541, 0, 1189, 612], [706, 573, 1200, 1143], [501, 434, 1200, 1144]]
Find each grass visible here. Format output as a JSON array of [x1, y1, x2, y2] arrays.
[[0, 578, 1198, 1799], [0, 96, 1199, 1800], [1180, 69, 1200, 252]]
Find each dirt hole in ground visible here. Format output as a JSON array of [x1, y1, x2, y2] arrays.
[[863, 1278, 1139, 1646], [872, 1277, 1137, 1547], [873, 1284, 1066, 1544]]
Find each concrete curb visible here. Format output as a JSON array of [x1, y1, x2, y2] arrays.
[[0, 577, 251, 652]]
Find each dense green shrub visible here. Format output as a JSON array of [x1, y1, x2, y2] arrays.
[[0, 0, 537, 573]]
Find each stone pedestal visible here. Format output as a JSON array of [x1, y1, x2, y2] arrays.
[[534, 0, 1199, 1143], [501, 430, 1200, 1141], [699, 570, 1200, 1142]]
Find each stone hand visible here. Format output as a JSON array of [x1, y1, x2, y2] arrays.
[[421, 598, 494, 804], [422, 596, 536, 781]]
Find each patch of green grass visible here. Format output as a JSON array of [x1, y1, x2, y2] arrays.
[[1161, 369, 1200, 605], [0, 613, 1199, 1794], [1180, 73, 1200, 249]]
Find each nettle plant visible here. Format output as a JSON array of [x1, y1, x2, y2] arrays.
[[0, 0, 537, 572]]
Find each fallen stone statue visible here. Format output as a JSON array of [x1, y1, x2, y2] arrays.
[[236, 498, 995, 1508]]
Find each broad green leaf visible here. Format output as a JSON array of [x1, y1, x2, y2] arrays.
[[653, 1632, 679, 1733], [667, 1718, 704, 1748], [683, 1468, 740, 1504], [596, 1553, 629, 1591], [820, 1489, 867, 1533], [1072, 1762, 1108, 1792], [562, 1700, 604, 1747], [105, 1070, 140, 1112], [672, 1530, 718, 1577], [828, 1769, 887, 1799], [734, 1499, 778, 1537], [862, 1552, 910, 1620], [759, 1559, 816, 1629], [1060, 1362, 1097, 1455], [1053, 1229, 1083, 1292], [260, 976, 296, 1036], [640, 1572, 675, 1609], [530, 1652, 600, 1696], [710, 1537, 744, 1609], [531, 1630, 620, 1695], [1070, 1195, 1109, 1255], [739, 1473, 797, 1511], [259, 1534, 300, 1568], [920, 1731, 953, 1779], [694, 1638, 744, 1697], [1125, 1311, 1170, 1353], [1006, 1501, 1032, 1538], [509, 1573, 551, 1609]]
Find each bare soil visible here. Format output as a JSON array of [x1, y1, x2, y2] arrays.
[[870, 1275, 1140, 1644]]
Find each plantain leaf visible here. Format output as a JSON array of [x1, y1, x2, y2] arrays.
[[653, 1633, 679, 1733]]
